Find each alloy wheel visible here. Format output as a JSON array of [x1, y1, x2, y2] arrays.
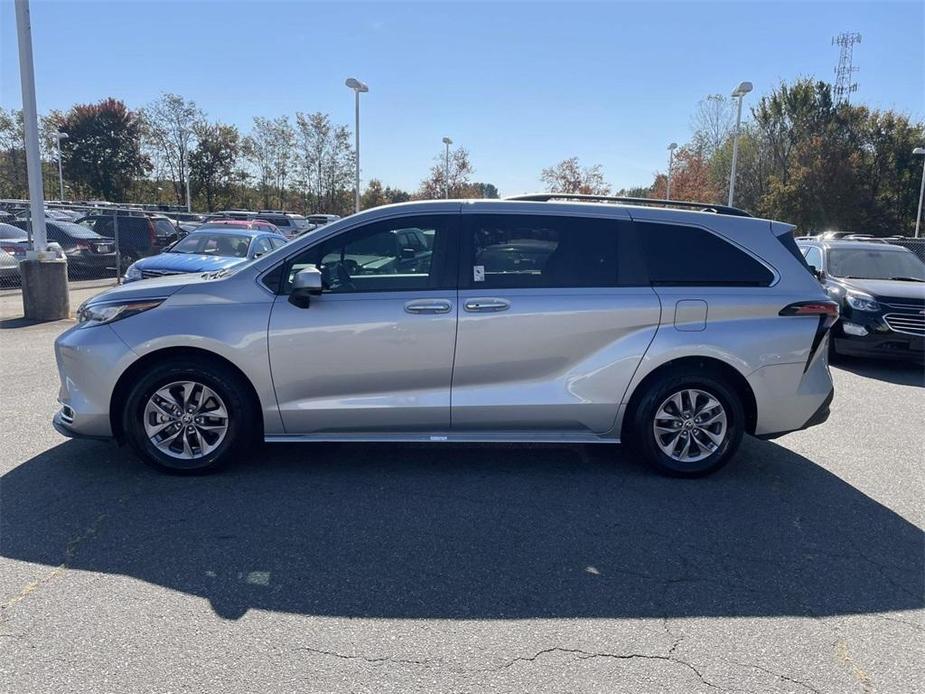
[[143, 380, 229, 460], [652, 388, 728, 463]]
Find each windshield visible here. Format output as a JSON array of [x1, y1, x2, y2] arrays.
[[828, 248, 925, 281], [171, 233, 252, 257]]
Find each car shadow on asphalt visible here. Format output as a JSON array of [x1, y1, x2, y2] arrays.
[[2, 437, 922, 621], [833, 357, 924, 387]]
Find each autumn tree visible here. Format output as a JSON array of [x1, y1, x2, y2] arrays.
[[690, 94, 736, 157], [243, 116, 294, 209], [650, 147, 721, 203], [55, 98, 150, 200], [189, 122, 240, 211], [0, 108, 27, 198], [141, 93, 204, 205], [294, 112, 355, 213], [540, 157, 611, 195], [418, 147, 483, 199]]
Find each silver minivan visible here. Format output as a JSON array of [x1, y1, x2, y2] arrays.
[[54, 196, 837, 476]]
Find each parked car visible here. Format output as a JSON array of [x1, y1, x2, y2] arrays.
[[254, 212, 310, 239], [301, 214, 341, 236], [76, 212, 177, 261], [0, 222, 65, 260], [123, 228, 288, 282], [797, 239, 925, 361], [10, 220, 117, 279], [54, 196, 837, 476], [199, 219, 284, 236]]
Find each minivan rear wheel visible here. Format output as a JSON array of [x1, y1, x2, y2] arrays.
[[629, 372, 744, 477], [123, 359, 256, 474]]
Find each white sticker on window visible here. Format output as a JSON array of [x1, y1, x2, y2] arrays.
[[473, 265, 485, 282]]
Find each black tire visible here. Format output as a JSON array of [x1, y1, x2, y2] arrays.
[[628, 371, 745, 477], [122, 357, 257, 474]]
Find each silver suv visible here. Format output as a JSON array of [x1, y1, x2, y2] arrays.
[[53, 196, 837, 476]]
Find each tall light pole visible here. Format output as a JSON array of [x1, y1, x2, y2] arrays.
[[14, 0, 47, 252], [913, 147, 925, 238], [345, 77, 368, 213], [442, 137, 453, 199], [185, 174, 191, 212], [728, 80, 753, 207], [54, 131, 68, 200], [665, 142, 678, 200]]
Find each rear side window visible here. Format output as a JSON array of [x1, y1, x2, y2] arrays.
[[467, 214, 642, 289], [803, 246, 823, 270], [638, 222, 774, 286]]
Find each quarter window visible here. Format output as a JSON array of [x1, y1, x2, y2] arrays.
[[281, 215, 452, 294], [803, 246, 823, 270], [638, 222, 774, 286], [467, 214, 639, 289]]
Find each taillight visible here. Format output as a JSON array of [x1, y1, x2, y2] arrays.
[[0, 243, 18, 254], [75, 240, 91, 251], [148, 220, 157, 247], [779, 301, 839, 328], [780, 300, 840, 370]]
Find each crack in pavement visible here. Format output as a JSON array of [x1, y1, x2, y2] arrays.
[[729, 660, 823, 694], [294, 645, 431, 667], [496, 646, 726, 691]]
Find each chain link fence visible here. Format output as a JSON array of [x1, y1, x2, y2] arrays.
[[1, 202, 185, 289]]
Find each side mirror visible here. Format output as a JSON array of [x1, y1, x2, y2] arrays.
[[809, 265, 826, 282], [288, 266, 323, 308]]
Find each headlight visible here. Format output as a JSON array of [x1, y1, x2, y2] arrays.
[[76, 299, 163, 327], [125, 264, 142, 281], [845, 292, 880, 312]]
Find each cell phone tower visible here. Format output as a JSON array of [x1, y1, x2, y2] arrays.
[[832, 32, 862, 103]]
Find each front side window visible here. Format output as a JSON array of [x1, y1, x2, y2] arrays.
[[281, 215, 453, 294], [639, 222, 774, 286], [467, 214, 634, 289]]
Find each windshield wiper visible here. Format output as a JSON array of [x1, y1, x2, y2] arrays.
[[885, 276, 925, 282]]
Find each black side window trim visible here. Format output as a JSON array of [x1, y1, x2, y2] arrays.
[[261, 213, 460, 295], [634, 219, 777, 288], [458, 212, 647, 290]]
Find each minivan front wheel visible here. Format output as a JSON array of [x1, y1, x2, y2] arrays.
[[123, 359, 255, 473], [630, 373, 744, 477]]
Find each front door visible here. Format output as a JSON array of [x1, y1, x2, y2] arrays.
[[268, 213, 459, 434], [451, 211, 661, 434]]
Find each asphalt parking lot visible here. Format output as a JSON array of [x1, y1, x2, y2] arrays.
[[0, 297, 922, 693]]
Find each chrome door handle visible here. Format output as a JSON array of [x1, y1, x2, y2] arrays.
[[464, 298, 511, 313], [404, 300, 452, 314]]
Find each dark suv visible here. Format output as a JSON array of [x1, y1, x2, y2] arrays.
[[77, 212, 177, 261], [798, 239, 925, 361]]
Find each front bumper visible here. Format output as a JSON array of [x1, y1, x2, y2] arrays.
[[53, 322, 137, 439], [834, 330, 924, 361]]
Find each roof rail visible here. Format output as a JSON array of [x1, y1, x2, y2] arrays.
[[504, 193, 752, 218]]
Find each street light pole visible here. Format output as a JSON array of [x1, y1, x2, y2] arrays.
[[345, 77, 368, 213], [442, 137, 453, 199], [666, 142, 677, 200], [728, 81, 753, 207], [185, 174, 191, 213], [55, 131, 68, 200], [14, 0, 47, 252], [913, 147, 925, 238]]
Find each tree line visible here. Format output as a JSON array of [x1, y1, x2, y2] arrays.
[[0, 93, 498, 216], [539, 79, 924, 236]]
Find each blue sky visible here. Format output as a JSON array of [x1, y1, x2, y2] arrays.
[[2, 1, 923, 195]]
